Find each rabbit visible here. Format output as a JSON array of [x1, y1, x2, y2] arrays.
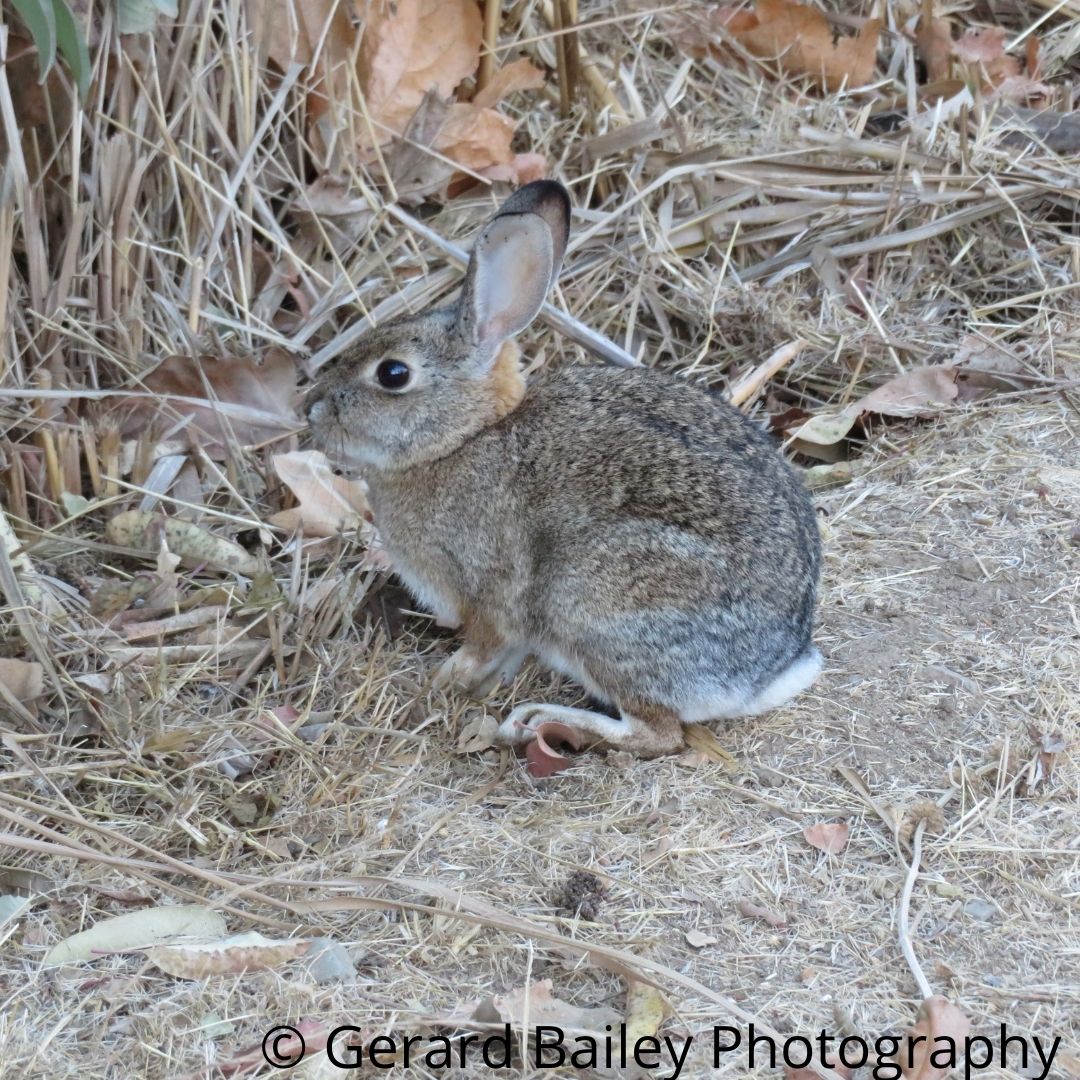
[[305, 180, 822, 757]]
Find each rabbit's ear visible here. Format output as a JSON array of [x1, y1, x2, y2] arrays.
[[459, 181, 571, 358]]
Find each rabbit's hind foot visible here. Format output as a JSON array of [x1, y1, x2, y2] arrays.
[[496, 702, 684, 759]]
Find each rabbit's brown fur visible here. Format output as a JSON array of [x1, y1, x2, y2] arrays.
[[307, 181, 822, 758]]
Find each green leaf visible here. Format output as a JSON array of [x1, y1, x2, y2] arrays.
[[10, 0, 58, 83], [53, 0, 91, 98], [117, 0, 163, 34], [152, 0, 178, 14]]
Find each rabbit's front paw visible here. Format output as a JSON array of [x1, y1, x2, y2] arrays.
[[433, 645, 525, 698]]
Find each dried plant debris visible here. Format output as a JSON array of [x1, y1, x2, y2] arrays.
[[1, 0, 1078, 1075]]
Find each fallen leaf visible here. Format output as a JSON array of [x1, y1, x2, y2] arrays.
[[684, 928, 718, 948], [269, 450, 370, 537], [803, 461, 854, 489], [916, 4, 952, 83], [793, 366, 961, 446], [145, 931, 311, 978], [524, 721, 584, 778], [293, 176, 375, 256], [738, 900, 789, 929], [44, 904, 227, 966], [732, 0, 882, 91], [247, 0, 355, 118], [113, 351, 300, 455], [106, 511, 260, 575], [625, 980, 669, 1044], [474, 978, 622, 1035], [457, 714, 500, 754], [0, 895, 31, 931], [683, 724, 739, 770], [217, 1019, 331, 1076], [358, 0, 482, 138], [118, 0, 178, 35], [1027, 728, 1066, 791], [900, 996, 971, 1080], [473, 57, 546, 110], [0, 658, 44, 703], [803, 822, 849, 854], [952, 26, 1021, 89]]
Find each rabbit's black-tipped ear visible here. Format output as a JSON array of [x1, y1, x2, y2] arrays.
[[459, 181, 571, 356]]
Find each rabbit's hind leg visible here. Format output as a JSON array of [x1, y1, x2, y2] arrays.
[[496, 701, 684, 759]]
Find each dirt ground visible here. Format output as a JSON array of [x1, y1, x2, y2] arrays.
[[2, 395, 1077, 1079]]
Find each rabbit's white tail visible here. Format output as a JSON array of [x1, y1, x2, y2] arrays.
[[742, 647, 822, 716]]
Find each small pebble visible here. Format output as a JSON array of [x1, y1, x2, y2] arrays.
[[304, 937, 357, 984], [964, 897, 998, 922]]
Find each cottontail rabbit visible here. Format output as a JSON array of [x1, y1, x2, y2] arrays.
[[306, 181, 822, 757]]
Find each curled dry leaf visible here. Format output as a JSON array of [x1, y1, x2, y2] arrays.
[[683, 723, 739, 771], [793, 366, 960, 447], [684, 928, 718, 949], [803, 822, 850, 854], [269, 450, 370, 537], [113, 351, 300, 455], [720, 0, 882, 91], [524, 721, 584, 778], [44, 904, 227, 966], [900, 996, 971, 1080], [106, 511, 260, 575], [0, 658, 44, 704], [738, 900, 789, 929], [457, 714, 500, 754], [145, 931, 311, 979]]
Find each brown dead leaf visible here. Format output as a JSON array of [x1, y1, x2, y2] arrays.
[[794, 366, 960, 446], [524, 722, 584, 778], [916, 3, 952, 85], [293, 176, 374, 256], [114, 351, 300, 455], [474, 978, 622, 1034], [473, 58, 546, 110], [0, 658, 44, 704], [738, 900, 789, 929], [952, 26, 1021, 88], [145, 931, 310, 979], [732, 0, 882, 91], [1027, 728, 1066, 791], [247, 0, 355, 119], [900, 996, 971, 1080], [269, 450, 369, 537], [803, 822, 849, 854], [359, 0, 482, 138]]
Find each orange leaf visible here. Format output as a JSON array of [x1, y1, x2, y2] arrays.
[[473, 57, 546, 110], [803, 822, 849, 854], [359, 0, 482, 139], [733, 0, 881, 91], [900, 996, 972, 1080], [915, 2, 952, 83], [246, 0, 357, 119]]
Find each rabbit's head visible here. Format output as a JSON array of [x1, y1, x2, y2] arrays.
[[306, 181, 570, 473]]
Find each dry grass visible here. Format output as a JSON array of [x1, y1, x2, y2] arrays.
[[1, 0, 1078, 1077]]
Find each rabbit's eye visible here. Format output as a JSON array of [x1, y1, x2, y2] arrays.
[[375, 359, 411, 390]]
